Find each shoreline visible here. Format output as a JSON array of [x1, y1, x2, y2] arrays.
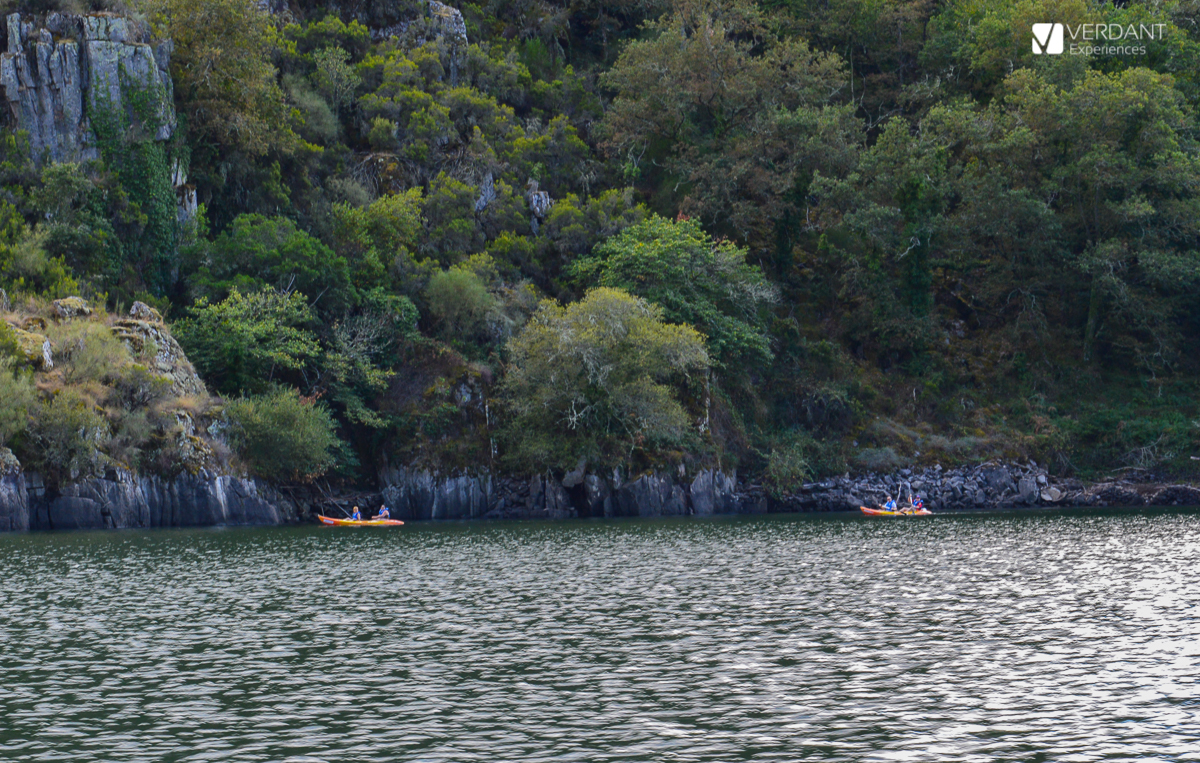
[[3, 460, 1199, 532]]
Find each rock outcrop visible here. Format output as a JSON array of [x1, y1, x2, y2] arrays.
[[0, 452, 29, 532], [379, 466, 497, 520], [52, 296, 91, 318], [111, 303, 207, 396], [1, 12, 175, 165], [0, 466, 289, 531], [371, 459, 1200, 523], [377, 466, 756, 521], [10, 325, 52, 369]]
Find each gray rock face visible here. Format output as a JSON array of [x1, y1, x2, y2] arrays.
[[1, 12, 175, 165], [380, 466, 495, 520], [111, 316, 207, 397], [690, 469, 738, 516], [0, 470, 30, 532], [0, 467, 286, 532], [383, 466, 742, 521]]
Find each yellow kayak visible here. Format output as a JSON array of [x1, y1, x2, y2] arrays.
[[860, 506, 932, 516], [317, 514, 405, 526]]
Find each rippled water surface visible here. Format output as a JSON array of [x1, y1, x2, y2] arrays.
[[3, 509, 1200, 762]]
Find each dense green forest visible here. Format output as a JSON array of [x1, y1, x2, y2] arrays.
[[2, 0, 1199, 488]]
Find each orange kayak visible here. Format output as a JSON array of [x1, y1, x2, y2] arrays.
[[860, 506, 932, 516], [318, 514, 405, 526]]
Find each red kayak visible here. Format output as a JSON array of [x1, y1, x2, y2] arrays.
[[860, 506, 932, 516], [317, 514, 405, 526]]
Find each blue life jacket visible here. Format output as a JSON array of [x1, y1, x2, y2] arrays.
[[379, 507, 390, 518], [350, 510, 361, 520], [884, 499, 897, 510], [914, 497, 924, 508]]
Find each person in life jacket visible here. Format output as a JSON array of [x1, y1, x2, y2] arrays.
[[912, 496, 925, 511], [374, 504, 391, 520], [350, 506, 362, 521], [882, 495, 898, 512]]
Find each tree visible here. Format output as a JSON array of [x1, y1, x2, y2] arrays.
[[500, 287, 710, 468], [224, 387, 341, 482], [600, 0, 861, 251], [174, 289, 321, 395], [313, 47, 362, 114], [187, 214, 353, 314], [425, 265, 496, 339], [572, 215, 777, 367], [147, 0, 295, 158], [145, 0, 297, 230]]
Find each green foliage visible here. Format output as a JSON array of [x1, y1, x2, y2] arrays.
[[283, 14, 372, 59], [224, 387, 341, 482], [425, 264, 496, 339], [0, 355, 36, 447], [600, 0, 860, 249], [45, 320, 132, 385], [329, 189, 425, 292], [147, 0, 294, 158], [174, 289, 321, 396], [500, 287, 710, 469], [87, 65, 179, 295], [187, 214, 353, 313], [313, 47, 362, 112], [107, 364, 173, 411], [26, 389, 109, 484], [764, 441, 811, 498], [284, 74, 341, 145], [573, 215, 778, 367], [5, 0, 1200, 486], [421, 173, 483, 262], [0, 225, 81, 298]]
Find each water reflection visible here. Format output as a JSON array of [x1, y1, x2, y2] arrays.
[[1, 510, 1199, 761]]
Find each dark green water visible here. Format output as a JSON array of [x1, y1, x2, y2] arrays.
[[3, 509, 1200, 762]]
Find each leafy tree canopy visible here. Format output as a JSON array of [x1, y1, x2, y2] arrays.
[[500, 287, 710, 469], [572, 215, 778, 367]]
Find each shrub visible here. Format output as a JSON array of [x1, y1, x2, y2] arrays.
[[224, 387, 341, 482], [106, 410, 155, 470], [852, 446, 907, 472], [107, 364, 173, 411], [424, 266, 496, 339], [0, 321, 20, 359], [174, 289, 321, 396], [0, 356, 36, 447], [27, 389, 108, 483], [46, 321, 131, 384], [764, 442, 811, 498]]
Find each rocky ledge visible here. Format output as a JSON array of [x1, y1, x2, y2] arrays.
[[773, 462, 1200, 511], [366, 461, 1200, 522], [0, 463, 294, 532]]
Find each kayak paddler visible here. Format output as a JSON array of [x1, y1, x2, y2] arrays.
[[350, 506, 362, 521], [374, 504, 391, 520], [882, 495, 897, 512]]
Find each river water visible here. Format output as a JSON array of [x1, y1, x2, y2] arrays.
[[2, 509, 1199, 762]]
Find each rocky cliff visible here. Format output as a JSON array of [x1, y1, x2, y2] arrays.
[[377, 465, 753, 521], [0, 12, 175, 164], [367, 460, 1200, 523], [0, 465, 289, 531]]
